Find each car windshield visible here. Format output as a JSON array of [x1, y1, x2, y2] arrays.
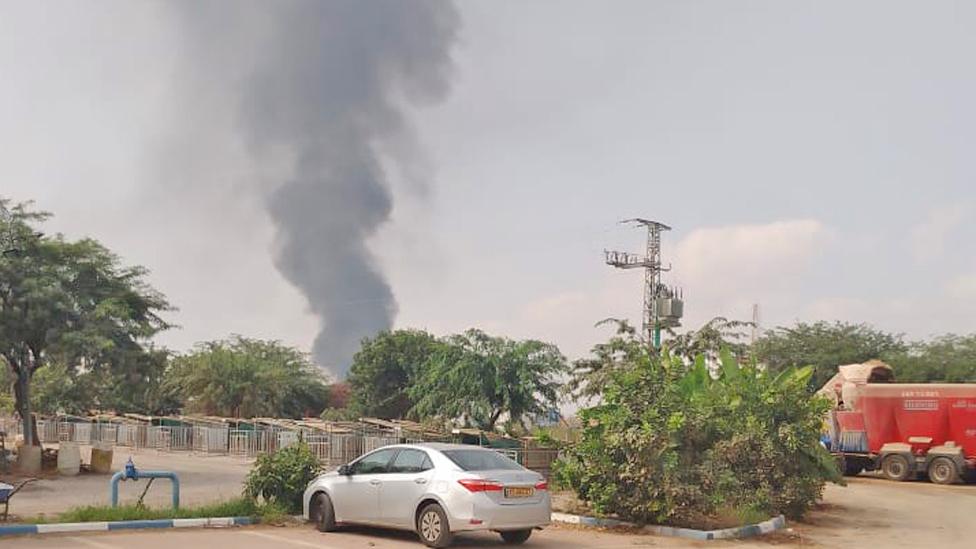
[[441, 449, 523, 471]]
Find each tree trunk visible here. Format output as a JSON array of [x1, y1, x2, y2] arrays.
[[486, 408, 504, 432], [14, 367, 37, 446]]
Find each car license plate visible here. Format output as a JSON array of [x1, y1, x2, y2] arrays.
[[504, 486, 534, 498]]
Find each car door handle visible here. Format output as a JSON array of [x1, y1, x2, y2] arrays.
[[414, 478, 428, 485], [370, 479, 381, 486]]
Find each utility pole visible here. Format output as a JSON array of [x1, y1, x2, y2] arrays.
[[605, 219, 683, 349]]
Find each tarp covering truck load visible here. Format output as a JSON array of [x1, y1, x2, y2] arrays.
[[819, 360, 976, 484]]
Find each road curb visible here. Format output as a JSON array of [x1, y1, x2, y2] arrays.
[[0, 517, 255, 537], [551, 512, 787, 540]]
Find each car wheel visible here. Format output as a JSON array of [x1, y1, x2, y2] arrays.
[[311, 492, 337, 532], [500, 529, 533, 544], [881, 454, 911, 481], [928, 457, 960, 485], [417, 503, 453, 548]]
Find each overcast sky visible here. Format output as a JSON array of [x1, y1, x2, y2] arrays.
[[2, 1, 974, 372]]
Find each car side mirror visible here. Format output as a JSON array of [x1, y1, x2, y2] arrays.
[[338, 464, 351, 476]]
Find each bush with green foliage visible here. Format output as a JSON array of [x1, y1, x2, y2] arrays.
[[555, 325, 841, 527], [243, 442, 322, 514]]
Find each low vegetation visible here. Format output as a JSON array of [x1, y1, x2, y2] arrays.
[[32, 498, 286, 524], [243, 441, 322, 514], [554, 322, 842, 527]]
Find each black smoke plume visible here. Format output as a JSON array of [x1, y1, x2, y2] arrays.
[[173, 1, 458, 376]]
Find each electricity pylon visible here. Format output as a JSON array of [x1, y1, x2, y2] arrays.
[[604, 218, 683, 349]]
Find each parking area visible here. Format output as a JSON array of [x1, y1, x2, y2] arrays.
[[7, 446, 253, 519], [3, 452, 975, 548], [0, 523, 766, 548]]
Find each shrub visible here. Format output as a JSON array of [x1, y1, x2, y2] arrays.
[[32, 498, 289, 524], [555, 332, 841, 527], [243, 442, 322, 514]]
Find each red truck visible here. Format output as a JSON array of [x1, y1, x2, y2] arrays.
[[822, 363, 976, 484]]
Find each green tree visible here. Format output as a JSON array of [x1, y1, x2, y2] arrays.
[[665, 316, 753, 363], [409, 329, 567, 431], [346, 329, 440, 419], [0, 364, 16, 415], [169, 336, 329, 418], [888, 334, 976, 382], [91, 346, 182, 415], [0, 199, 171, 443], [30, 361, 97, 415], [566, 320, 645, 401], [754, 321, 906, 389], [568, 318, 753, 402]]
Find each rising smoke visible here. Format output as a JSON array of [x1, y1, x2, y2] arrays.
[[171, 1, 458, 376]]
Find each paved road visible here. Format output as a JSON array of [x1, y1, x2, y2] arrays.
[[2, 524, 720, 548]]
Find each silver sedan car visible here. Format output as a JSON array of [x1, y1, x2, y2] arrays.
[[303, 443, 551, 547]]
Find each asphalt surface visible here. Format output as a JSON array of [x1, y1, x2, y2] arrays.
[[1, 524, 715, 548], [5, 472, 976, 548]]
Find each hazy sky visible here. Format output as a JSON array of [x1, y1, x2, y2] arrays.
[[2, 1, 974, 374]]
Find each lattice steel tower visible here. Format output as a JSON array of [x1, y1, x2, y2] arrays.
[[605, 218, 684, 348]]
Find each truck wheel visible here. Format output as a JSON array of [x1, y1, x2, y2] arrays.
[[882, 454, 911, 481], [928, 457, 960, 485], [844, 461, 864, 476], [838, 455, 863, 476]]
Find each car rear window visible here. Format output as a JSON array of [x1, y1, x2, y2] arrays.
[[441, 449, 523, 471]]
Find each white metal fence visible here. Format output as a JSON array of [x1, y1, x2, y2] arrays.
[[4, 417, 560, 477], [193, 426, 229, 453]]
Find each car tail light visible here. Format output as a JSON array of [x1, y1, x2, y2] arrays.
[[458, 479, 503, 492], [534, 481, 548, 491]]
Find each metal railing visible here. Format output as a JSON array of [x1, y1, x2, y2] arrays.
[[12, 417, 561, 477]]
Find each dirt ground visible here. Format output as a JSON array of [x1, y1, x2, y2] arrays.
[[550, 474, 975, 548], [793, 474, 975, 548], [5, 445, 253, 519], [3, 450, 975, 547]]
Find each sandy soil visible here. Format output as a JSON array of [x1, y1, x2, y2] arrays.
[[793, 474, 975, 548], [550, 473, 975, 548]]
